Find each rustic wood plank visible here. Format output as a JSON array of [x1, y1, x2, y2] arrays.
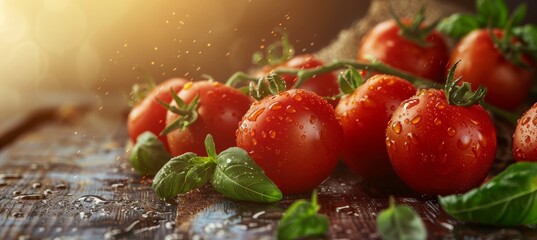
[[0, 109, 177, 240]]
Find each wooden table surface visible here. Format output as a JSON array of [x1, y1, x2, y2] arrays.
[[1, 106, 536, 240]]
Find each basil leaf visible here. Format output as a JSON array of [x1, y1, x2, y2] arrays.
[[476, 0, 508, 27], [440, 162, 537, 225], [277, 191, 328, 240], [437, 14, 481, 39], [211, 147, 282, 203], [377, 197, 427, 240], [152, 152, 215, 202], [129, 132, 172, 176]]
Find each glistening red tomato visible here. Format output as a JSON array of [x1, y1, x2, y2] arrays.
[[236, 89, 342, 194], [335, 75, 416, 180], [448, 29, 534, 110], [386, 89, 497, 195], [513, 103, 537, 161], [166, 80, 253, 156], [128, 78, 188, 152], [357, 19, 449, 82], [261, 54, 340, 106]]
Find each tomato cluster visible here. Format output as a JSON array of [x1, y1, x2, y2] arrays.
[[127, 4, 536, 198]]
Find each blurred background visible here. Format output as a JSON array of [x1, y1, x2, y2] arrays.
[[0, 0, 534, 123]]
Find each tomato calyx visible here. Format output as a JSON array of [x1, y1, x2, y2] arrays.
[[445, 62, 487, 107], [128, 68, 157, 106], [252, 29, 295, 67], [249, 74, 287, 100], [157, 88, 200, 135], [338, 67, 364, 95], [390, 5, 437, 47]]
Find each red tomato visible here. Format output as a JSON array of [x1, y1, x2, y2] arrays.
[[449, 29, 534, 110], [357, 19, 449, 82], [166, 80, 253, 156], [261, 54, 340, 106], [236, 89, 342, 194], [127, 78, 188, 152], [513, 103, 537, 161], [335, 75, 416, 180], [386, 89, 497, 195]]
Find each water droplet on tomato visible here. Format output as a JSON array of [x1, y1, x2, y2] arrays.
[[252, 139, 258, 145], [285, 117, 293, 123], [526, 135, 531, 143], [436, 102, 445, 110], [269, 102, 283, 111], [250, 129, 256, 137], [247, 108, 265, 121], [404, 119, 410, 124], [392, 121, 402, 134], [292, 93, 302, 101], [434, 118, 442, 126], [407, 133, 419, 146], [261, 131, 267, 138], [269, 130, 276, 139], [521, 117, 530, 125], [309, 115, 317, 124], [457, 135, 471, 150], [470, 119, 479, 125], [299, 125, 304, 129], [403, 99, 420, 110], [404, 142, 410, 151], [385, 137, 391, 148], [301, 135, 306, 140], [532, 116, 537, 126], [477, 132, 487, 147], [447, 127, 456, 137], [411, 116, 421, 125], [515, 148, 526, 159], [285, 105, 297, 113]]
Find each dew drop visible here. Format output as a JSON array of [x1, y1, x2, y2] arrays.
[[447, 127, 456, 137], [434, 118, 442, 126], [300, 135, 306, 140], [407, 133, 420, 146], [269, 102, 283, 111], [361, 97, 376, 109], [247, 108, 265, 121], [293, 93, 302, 101], [285, 105, 297, 113], [403, 99, 420, 110], [515, 148, 526, 159], [526, 136, 531, 143], [261, 131, 267, 138], [309, 115, 317, 124], [457, 135, 471, 150], [521, 117, 530, 125], [411, 116, 421, 125], [250, 129, 256, 137], [269, 130, 276, 139], [404, 142, 410, 151], [436, 102, 445, 110], [252, 139, 258, 146], [392, 121, 402, 134]]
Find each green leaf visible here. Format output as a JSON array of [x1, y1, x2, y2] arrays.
[[514, 24, 537, 59], [129, 132, 172, 176], [152, 152, 215, 202], [437, 13, 481, 39], [377, 197, 427, 240], [211, 147, 282, 203], [439, 162, 537, 226], [277, 191, 328, 240], [476, 0, 508, 27], [511, 4, 527, 27]]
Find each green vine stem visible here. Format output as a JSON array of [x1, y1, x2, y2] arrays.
[[225, 59, 520, 125]]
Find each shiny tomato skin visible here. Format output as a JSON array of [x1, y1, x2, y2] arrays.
[[386, 89, 497, 195], [166, 80, 253, 156], [335, 75, 416, 179], [513, 103, 537, 161], [261, 54, 340, 106], [357, 20, 449, 82], [128, 78, 188, 152], [449, 29, 534, 110], [236, 89, 342, 194]]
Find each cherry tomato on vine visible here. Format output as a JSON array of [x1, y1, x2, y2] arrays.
[[513, 103, 537, 161], [335, 75, 416, 180], [357, 19, 449, 82], [165, 80, 253, 156], [448, 29, 535, 110], [386, 88, 497, 195], [260, 54, 340, 106], [236, 89, 342, 194], [128, 78, 188, 152]]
